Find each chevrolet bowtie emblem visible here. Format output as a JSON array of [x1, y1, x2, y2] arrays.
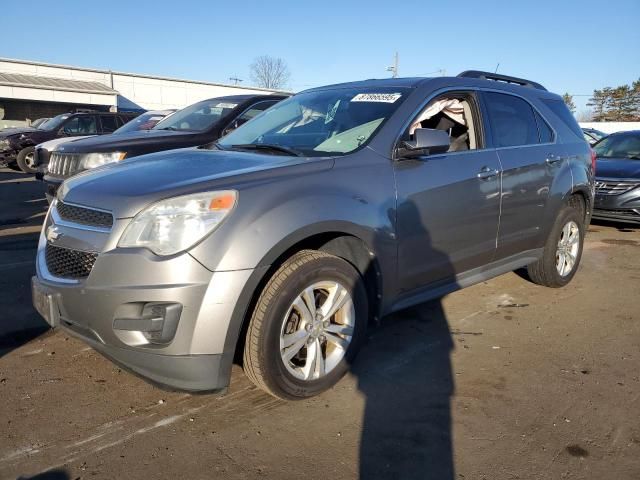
[[46, 225, 62, 243]]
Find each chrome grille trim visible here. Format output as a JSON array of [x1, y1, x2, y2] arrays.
[[594, 179, 640, 196], [48, 152, 83, 177]]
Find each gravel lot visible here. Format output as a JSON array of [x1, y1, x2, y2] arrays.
[[0, 168, 638, 480]]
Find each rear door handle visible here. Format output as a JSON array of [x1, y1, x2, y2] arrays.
[[477, 167, 499, 180]]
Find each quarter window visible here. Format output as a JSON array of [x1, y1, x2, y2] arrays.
[[484, 92, 539, 147], [534, 110, 554, 143]]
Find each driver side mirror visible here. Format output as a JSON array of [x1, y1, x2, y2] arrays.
[[398, 128, 450, 159]]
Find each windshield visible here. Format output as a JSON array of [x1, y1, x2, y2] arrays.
[[589, 129, 607, 141], [153, 99, 239, 132], [594, 133, 640, 160], [32, 118, 48, 129], [39, 114, 71, 131], [218, 87, 408, 157], [114, 112, 172, 134]]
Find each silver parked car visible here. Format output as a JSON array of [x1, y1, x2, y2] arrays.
[[32, 71, 594, 399]]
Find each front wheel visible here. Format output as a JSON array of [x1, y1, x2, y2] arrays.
[[527, 199, 585, 287], [16, 147, 37, 174], [243, 250, 368, 400]]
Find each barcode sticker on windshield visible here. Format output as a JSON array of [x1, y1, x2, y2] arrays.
[[351, 93, 401, 103], [215, 102, 238, 109]]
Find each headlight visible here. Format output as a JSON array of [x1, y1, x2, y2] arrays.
[[79, 152, 126, 170], [118, 191, 237, 256], [0, 139, 10, 149]]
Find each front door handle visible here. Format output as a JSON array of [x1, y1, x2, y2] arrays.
[[477, 167, 499, 180], [546, 154, 565, 164]]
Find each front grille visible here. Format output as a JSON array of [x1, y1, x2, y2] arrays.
[[45, 244, 97, 279], [48, 152, 82, 177], [56, 201, 113, 229], [594, 180, 639, 196]]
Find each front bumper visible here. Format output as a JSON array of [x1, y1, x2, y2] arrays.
[[593, 183, 640, 224], [0, 148, 18, 166], [32, 204, 254, 390]]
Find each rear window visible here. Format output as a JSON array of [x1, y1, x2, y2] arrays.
[[542, 99, 583, 139], [484, 92, 539, 147]]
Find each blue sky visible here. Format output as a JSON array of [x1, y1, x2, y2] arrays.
[[3, 0, 639, 113]]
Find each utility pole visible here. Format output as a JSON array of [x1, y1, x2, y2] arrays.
[[386, 52, 399, 78], [229, 77, 243, 85]]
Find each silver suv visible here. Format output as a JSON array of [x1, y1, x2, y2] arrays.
[[32, 71, 594, 400]]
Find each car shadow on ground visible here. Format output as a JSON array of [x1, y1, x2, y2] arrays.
[[354, 301, 454, 479], [590, 218, 639, 233], [352, 200, 456, 479], [0, 168, 50, 357], [18, 468, 70, 479]]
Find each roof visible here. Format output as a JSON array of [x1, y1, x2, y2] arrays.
[[0, 72, 117, 95], [303, 77, 426, 92]]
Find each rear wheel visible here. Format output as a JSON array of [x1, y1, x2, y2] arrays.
[[16, 147, 37, 174], [243, 250, 368, 400], [527, 198, 585, 287]]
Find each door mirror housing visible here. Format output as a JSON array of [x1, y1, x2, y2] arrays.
[[398, 128, 450, 158]]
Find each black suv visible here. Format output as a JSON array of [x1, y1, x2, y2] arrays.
[[42, 94, 288, 198], [0, 111, 138, 173]]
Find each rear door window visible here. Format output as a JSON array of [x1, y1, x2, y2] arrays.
[[99, 115, 118, 133], [483, 92, 539, 147], [62, 115, 98, 135]]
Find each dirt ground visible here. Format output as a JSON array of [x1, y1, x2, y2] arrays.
[[0, 167, 639, 480]]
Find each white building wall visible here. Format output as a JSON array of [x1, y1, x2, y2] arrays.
[[579, 122, 640, 134], [0, 58, 280, 112]]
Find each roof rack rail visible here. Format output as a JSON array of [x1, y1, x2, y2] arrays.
[[457, 70, 547, 91]]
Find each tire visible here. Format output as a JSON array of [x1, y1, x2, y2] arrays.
[[243, 249, 368, 400], [527, 197, 585, 288], [16, 147, 37, 174]]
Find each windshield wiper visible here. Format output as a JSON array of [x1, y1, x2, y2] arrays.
[[157, 126, 180, 131], [230, 143, 304, 157]]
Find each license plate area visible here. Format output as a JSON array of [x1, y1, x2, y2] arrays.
[[31, 277, 60, 327]]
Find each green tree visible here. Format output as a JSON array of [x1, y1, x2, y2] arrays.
[[562, 93, 576, 114]]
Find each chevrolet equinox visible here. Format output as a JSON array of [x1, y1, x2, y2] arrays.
[[32, 71, 595, 400]]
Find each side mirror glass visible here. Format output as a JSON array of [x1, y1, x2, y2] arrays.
[[399, 128, 450, 158]]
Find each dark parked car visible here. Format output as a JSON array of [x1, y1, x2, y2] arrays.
[[592, 130, 640, 223], [0, 111, 139, 173], [582, 127, 607, 145], [42, 95, 287, 198], [34, 109, 176, 184], [30, 118, 50, 129], [32, 71, 593, 399]]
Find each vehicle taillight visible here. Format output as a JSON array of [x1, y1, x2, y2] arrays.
[[590, 148, 597, 174]]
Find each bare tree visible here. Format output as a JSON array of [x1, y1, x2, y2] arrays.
[[250, 55, 291, 90], [576, 110, 593, 122]]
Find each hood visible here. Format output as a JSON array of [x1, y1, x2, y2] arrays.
[[0, 126, 37, 138], [595, 157, 640, 180], [57, 129, 204, 154], [38, 136, 96, 151], [60, 148, 333, 218]]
